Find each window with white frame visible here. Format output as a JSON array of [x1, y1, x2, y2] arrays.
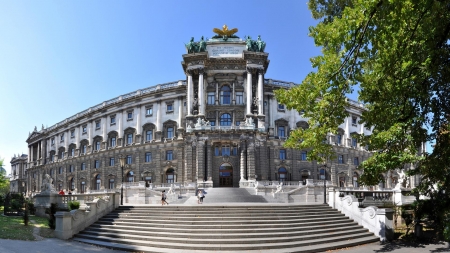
[[338, 155, 344, 164], [301, 151, 307, 161], [127, 134, 133, 145], [146, 106, 153, 116], [82, 125, 87, 133], [278, 126, 286, 137], [146, 130, 153, 142], [70, 130, 75, 138], [236, 92, 244, 104], [95, 174, 101, 190], [166, 150, 173, 160], [145, 152, 152, 162], [207, 92, 215, 105], [60, 133, 64, 142], [109, 178, 115, 189], [222, 146, 230, 156], [110, 116, 116, 125], [354, 157, 359, 166], [95, 120, 101, 129], [69, 165, 74, 173], [127, 111, 133, 120], [81, 162, 86, 170], [214, 146, 220, 156], [166, 103, 173, 112], [278, 103, 285, 110], [352, 137, 357, 147], [109, 157, 115, 166], [94, 160, 100, 169], [167, 127, 174, 139], [126, 155, 132, 164], [352, 116, 358, 126], [95, 141, 100, 151], [59, 167, 63, 174], [220, 113, 232, 126], [220, 86, 231, 105], [110, 137, 116, 147], [279, 149, 286, 160]]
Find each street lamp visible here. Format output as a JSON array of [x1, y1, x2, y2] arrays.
[[119, 154, 126, 206], [323, 164, 327, 204]]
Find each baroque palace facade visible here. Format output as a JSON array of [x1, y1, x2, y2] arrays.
[[15, 28, 378, 195]]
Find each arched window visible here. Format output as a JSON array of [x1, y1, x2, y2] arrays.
[[338, 173, 346, 187], [301, 170, 310, 184], [68, 144, 76, 157], [69, 178, 75, 191], [80, 181, 86, 193], [278, 167, 287, 182], [220, 113, 232, 126], [220, 85, 231, 105], [95, 174, 101, 190], [166, 168, 175, 183]]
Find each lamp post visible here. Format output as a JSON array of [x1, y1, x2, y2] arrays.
[[119, 155, 126, 206], [323, 164, 327, 204]]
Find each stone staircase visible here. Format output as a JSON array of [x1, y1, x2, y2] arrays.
[[73, 202, 379, 252]]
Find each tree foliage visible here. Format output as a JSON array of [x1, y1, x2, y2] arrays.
[[275, 0, 450, 234], [0, 158, 9, 197]]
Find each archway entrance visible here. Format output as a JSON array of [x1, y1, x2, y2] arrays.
[[219, 163, 233, 187]]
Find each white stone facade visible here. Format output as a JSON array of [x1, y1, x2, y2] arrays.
[[18, 35, 401, 196]]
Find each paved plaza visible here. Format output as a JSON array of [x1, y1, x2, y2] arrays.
[[0, 237, 447, 253]]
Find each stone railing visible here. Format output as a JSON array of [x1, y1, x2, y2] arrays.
[[55, 193, 119, 240], [329, 191, 394, 241]]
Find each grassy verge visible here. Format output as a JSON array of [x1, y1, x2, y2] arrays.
[[0, 213, 54, 240]]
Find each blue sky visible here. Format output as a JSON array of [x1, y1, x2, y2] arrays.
[[0, 1, 335, 174]]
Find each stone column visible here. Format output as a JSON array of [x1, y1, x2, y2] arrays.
[[215, 82, 219, 105], [155, 100, 162, 141], [178, 96, 183, 129], [185, 142, 193, 182], [247, 142, 255, 180], [30, 146, 34, 164], [240, 143, 246, 181], [246, 69, 252, 116], [102, 116, 107, 149], [206, 141, 212, 181], [257, 70, 264, 116], [232, 82, 236, 105], [198, 70, 205, 117], [136, 105, 141, 144], [196, 141, 205, 182], [118, 111, 123, 139], [187, 74, 193, 116]]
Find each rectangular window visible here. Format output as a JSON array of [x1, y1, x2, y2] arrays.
[[222, 146, 230, 156], [354, 157, 359, 166], [235, 121, 240, 126], [336, 134, 342, 145], [109, 158, 115, 166], [236, 92, 244, 104], [71, 130, 75, 137], [145, 152, 152, 162], [80, 181, 86, 193], [279, 149, 286, 160], [82, 145, 86, 154], [278, 103, 285, 110], [94, 160, 100, 168], [167, 127, 174, 138], [166, 150, 173, 161], [81, 163, 86, 170], [126, 155, 132, 164], [60, 133, 64, 141], [146, 130, 153, 142], [232, 147, 238, 156], [214, 146, 220, 156], [69, 165, 74, 173], [352, 138, 357, 148], [127, 112, 133, 119], [207, 92, 215, 105], [352, 116, 357, 125], [127, 134, 133, 144], [210, 121, 215, 126], [82, 125, 87, 133], [109, 179, 115, 189], [51, 138, 55, 145], [59, 167, 63, 174], [301, 151, 307, 161], [95, 141, 100, 150], [110, 137, 116, 147], [338, 155, 344, 164], [167, 103, 173, 112], [146, 107, 153, 116], [95, 121, 100, 129], [110, 116, 116, 124], [278, 126, 285, 137]]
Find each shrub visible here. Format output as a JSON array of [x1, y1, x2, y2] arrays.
[[26, 200, 35, 215], [68, 201, 80, 211], [46, 203, 58, 230]]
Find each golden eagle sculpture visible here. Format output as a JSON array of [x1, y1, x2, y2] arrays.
[[213, 25, 238, 37]]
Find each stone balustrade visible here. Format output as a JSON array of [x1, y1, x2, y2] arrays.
[[55, 193, 120, 240]]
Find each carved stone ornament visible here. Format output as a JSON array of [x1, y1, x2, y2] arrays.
[[222, 154, 230, 162]]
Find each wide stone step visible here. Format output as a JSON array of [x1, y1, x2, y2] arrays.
[[108, 209, 336, 215], [103, 213, 341, 221], [82, 225, 367, 240], [74, 236, 379, 253], [95, 216, 351, 229], [100, 213, 346, 223], [74, 232, 378, 251], [88, 220, 358, 234]]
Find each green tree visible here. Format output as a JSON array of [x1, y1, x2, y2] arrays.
[[275, 0, 450, 236], [0, 158, 9, 198]]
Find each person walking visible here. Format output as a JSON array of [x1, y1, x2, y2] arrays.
[[197, 190, 204, 204], [161, 190, 169, 205]]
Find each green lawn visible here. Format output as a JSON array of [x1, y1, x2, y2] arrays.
[[0, 211, 54, 240]]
